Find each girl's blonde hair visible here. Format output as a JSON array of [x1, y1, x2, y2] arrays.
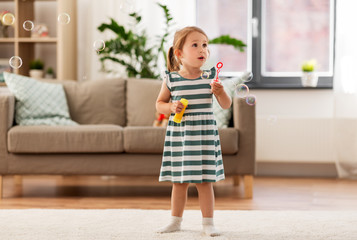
[[167, 26, 208, 72]]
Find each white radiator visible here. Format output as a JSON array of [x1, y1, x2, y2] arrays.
[[256, 117, 336, 163]]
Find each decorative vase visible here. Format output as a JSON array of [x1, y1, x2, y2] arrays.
[[29, 69, 44, 79], [301, 72, 318, 87]]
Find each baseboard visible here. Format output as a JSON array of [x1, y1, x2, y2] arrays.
[[256, 161, 338, 178]]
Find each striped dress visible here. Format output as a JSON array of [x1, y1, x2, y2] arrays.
[[159, 67, 225, 183]]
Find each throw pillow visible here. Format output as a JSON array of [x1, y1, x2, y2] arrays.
[[212, 78, 239, 128], [3, 72, 78, 126], [0, 73, 5, 83], [61, 78, 126, 126]]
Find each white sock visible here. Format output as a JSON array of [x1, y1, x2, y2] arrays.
[[157, 216, 182, 233], [202, 217, 220, 237]]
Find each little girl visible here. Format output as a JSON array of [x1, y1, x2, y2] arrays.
[[155, 26, 232, 237]]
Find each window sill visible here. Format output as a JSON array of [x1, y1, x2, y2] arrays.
[[246, 82, 333, 90]]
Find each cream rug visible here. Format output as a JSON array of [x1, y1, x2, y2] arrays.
[[0, 209, 356, 240]]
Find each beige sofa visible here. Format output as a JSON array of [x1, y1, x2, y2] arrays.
[[0, 77, 256, 198]]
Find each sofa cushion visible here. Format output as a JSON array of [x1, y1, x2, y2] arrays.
[[123, 126, 238, 154], [8, 125, 124, 153], [3, 72, 77, 126], [62, 78, 126, 126], [124, 126, 166, 153], [126, 78, 162, 126]]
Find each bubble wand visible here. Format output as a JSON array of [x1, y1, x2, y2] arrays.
[[212, 62, 223, 83]]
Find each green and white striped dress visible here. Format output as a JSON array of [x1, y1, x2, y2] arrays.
[[159, 67, 225, 183]]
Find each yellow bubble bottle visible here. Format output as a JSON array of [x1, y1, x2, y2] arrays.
[[173, 98, 189, 123]]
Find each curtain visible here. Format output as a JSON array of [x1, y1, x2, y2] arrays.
[[334, 0, 357, 178]]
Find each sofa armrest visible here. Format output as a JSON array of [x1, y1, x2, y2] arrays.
[[0, 89, 15, 131], [232, 97, 256, 174], [0, 88, 15, 141], [0, 89, 15, 172]]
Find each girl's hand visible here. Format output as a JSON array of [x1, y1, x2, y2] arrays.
[[210, 80, 224, 96], [171, 101, 184, 113]]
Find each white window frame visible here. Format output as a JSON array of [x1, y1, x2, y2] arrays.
[[260, 0, 335, 78]]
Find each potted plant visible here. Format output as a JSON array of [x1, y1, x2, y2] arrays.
[[29, 59, 44, 79], [301, 59, 318, 87], [45, 67, 55, 79]]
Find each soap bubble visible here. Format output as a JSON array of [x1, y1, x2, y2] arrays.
[[2, 13, 15, 25], [93, 39, 106, 52], [201, 70, 211, 79], [241, 71, 253, 83], [235, 84, 249, 98], [9, 56, 23, 69], [58, 13, 70, 25], [245, 94, 256, 106], [23, 20, 34, 31]]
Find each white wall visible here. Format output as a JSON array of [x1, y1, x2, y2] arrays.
[[252, 89, 335, 163], [251, 89, 336, 163], [77, 0, 128, 81], [252, 89, 334, 118]]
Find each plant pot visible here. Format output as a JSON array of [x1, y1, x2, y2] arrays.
[[29, 69, 43, 79], [45, 73, 54, 79], [301, 72, 318, 87]]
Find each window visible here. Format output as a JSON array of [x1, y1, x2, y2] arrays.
[[196, 0, 252, 77], [196, 0, 335, 89]]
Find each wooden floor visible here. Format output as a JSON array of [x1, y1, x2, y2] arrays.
[[1, 175, 357, 210]]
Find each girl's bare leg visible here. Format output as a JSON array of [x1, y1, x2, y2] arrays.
[[195, 182, 214, 217], [196, 182, 220, 236], [157, 183, 189, 233], [171, 183, 189, 217]]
